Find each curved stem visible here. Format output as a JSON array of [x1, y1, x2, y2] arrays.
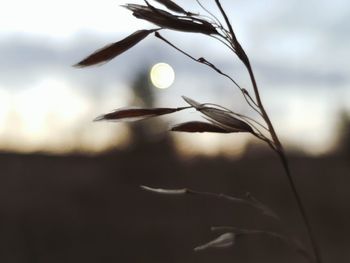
[[246, 59, 322, 263], [211, 226, 312, 262], [276, 149, 323, 263], [213, 1, 322, 262], [196, 0, 222, 26], [155, 32, 262, 115]]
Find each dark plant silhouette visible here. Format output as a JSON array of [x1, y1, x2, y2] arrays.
[[75, 1, 322, 262]]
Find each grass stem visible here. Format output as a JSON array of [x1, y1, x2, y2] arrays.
[[246, 57, 322, 263], [213, 1, 323, 262]]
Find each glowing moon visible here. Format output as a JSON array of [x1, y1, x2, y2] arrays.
[[150, 63, 175, 89]]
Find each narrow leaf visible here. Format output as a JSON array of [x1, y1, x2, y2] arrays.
[[182, 96, 253, 133], [124, 4, 217, 35], [154, 0, 188, 14], [171, 121, 231, 133], [182, 96, 202, 109], [94, 106, 189, 122], [141, 185, 187, 195], [194, 233, 235, 251], [74, 29, 156, 67]]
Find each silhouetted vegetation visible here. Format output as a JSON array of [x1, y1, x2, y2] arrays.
[[0, 149, 348, 263], [75, 1, 324, 262]]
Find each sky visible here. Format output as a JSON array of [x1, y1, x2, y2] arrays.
[[0, 0, 349, 156]]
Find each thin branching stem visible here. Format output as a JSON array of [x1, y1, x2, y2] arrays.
[[203, 103, 269, 132], [276, 149, 323, 263], [214, 1, 323, 262], [81, 2, 323, 261], [185, 189, 278, 219], [211, 226, 312, 262], [242, 89, 261, 110], [210, 34, 236, 52], [247, 58, 322, 263], [196, 0, 222, 26], [248, 124, 274, 144], [140, 185, 278, 219], [155, 32, 240, 86], [199, 103, 271, 140], [154, 32, 262, 116], [251, 130, 276, 149], [214, 0, 238, 45]]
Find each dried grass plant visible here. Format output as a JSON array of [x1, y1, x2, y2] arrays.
[[75, 1, 322, 262]]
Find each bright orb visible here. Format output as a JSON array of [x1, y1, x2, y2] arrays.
[[150, 63, 175, 89]]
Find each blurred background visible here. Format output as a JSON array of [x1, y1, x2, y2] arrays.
[[0, 0, 349, 262]]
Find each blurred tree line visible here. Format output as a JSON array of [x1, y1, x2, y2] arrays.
[[337, 111, 350, 157], [128, 69, 174, 151], [124, 69, 350, 159]]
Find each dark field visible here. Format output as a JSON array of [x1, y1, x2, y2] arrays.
[[0, 142, 349, 263]]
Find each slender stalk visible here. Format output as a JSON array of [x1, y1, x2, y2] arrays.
[[154, 32, 262, 115], [80, 1, 323, 261], [211, 226, 312, 262], [276, 149, 323, 263], [214, 1, 322, 262], [141, 185, 279, 220], [246, 59, 322, 263]]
